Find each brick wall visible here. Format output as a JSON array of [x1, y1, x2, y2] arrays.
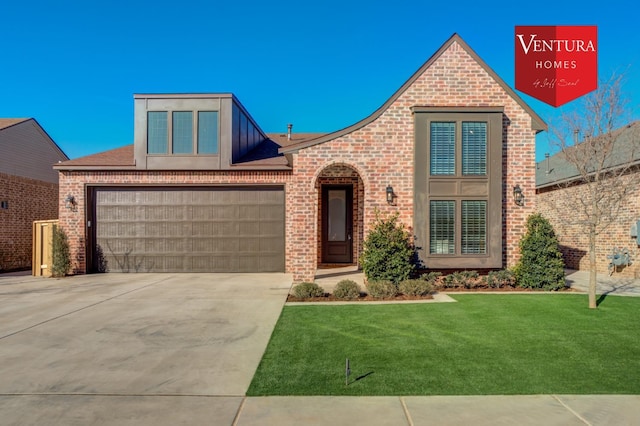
[[537, 174, 640, 277], [57, 170, 293, 275], [287, 41, 537, 280], [0, 172, 59, 271]]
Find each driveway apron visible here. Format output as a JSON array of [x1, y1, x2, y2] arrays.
[[0, 272, 291, 425]]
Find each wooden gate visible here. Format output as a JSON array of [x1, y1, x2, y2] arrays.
[[32, 220, 58, 277]]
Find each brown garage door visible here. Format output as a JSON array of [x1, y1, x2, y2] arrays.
[[93, 187, 285, 273]]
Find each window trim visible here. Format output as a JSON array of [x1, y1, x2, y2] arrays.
[[414, 109, 503, 268]]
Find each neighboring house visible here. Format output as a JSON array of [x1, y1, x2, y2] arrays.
[[0, 118, 69, 271], [54, 34, 545, 282], [536, 122, 640, 277]]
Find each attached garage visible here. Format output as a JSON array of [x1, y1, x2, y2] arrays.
[[88, 186, 285, 273]]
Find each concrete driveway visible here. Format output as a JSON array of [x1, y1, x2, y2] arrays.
[[0, 272, 291, 425]]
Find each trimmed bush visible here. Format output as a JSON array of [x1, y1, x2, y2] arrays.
[[487, 270, 515, 288], [333, 280, 361, 300], [399, 279, 433, 296], [366, 280, 398, 299], [51, 226, 71, 278], [514, 214, 565, 291], [293, 282, 324, 298], [360, 211, 415, 284], [443, 271, 480, 289], [421, 271, 442, 283]]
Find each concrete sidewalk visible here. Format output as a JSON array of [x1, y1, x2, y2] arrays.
[[235, 395, 640, 425], [565, 269, 640, 296]]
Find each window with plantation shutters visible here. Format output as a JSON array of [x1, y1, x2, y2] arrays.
[[430, 201, 455, 254], [413, 108, 503, 268], [430, 122, 455, 175], [461, 201, 487, 254], [462, 122, 487, 175]]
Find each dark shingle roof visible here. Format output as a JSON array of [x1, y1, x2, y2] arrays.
[[266, 132, 327, 148], [54, 144, 135, 169], [536, 122, 640, 189]]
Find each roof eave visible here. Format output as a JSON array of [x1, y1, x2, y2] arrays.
[[54, 165, 137, 171]]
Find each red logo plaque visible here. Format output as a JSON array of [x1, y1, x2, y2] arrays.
[[515, 26, 598, 107]]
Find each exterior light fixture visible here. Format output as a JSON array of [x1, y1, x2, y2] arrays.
[[64, 195, 77, 211], [386, 185, 394, 204], [513, 185, 524, 206]]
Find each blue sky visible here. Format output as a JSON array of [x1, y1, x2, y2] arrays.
[[2, 0, 638, 161]]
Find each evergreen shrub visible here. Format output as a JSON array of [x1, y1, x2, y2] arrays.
[[514, 213, 565, 290], [360, 211, 415, 284]]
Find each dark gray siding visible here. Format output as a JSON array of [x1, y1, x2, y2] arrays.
[[0, 120, 68, 183]]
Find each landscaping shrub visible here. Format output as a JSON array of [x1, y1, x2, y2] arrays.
[[366, 280, 398, 299], [293, 282, 324, 298], [514, 213, 565, 291], [51, 226, 71, 278], [487, 270, 515, 288], [333, 280, 361, 300], [443, 271, 480, 289], [399, 279, 433, 296], [421, 271, 442, 283], [360, 211, 415, 284]]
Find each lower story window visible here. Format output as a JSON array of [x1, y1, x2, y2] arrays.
[[461, 200, 487, 254], [430, 200, 487, 255], [430, 201, 455, 254]]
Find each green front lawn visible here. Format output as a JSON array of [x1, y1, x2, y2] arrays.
[[247, 295, 640, 396]]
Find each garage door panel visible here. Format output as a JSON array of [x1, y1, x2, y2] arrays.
[[95, 187, 285, 273]]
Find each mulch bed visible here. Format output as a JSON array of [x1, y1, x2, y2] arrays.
[[286, 293, 434, 303], [287, 286, 576, 302]]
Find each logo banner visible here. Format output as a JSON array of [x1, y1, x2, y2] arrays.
[[515, 26, 598, 107]]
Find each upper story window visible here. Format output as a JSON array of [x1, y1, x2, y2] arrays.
[[430, 121, 487, 176], [147, 110, 219, 155]]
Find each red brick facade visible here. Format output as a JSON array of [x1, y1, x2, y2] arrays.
[[57, 37, 541, 282], [0, 172, 59, 271], [284, 41, 539, 280], [537, 175, 640, 277]]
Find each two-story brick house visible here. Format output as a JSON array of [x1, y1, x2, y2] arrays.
[[54, 34, 545, 282]]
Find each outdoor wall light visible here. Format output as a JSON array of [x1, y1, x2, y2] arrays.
[[386, 185, 395, 204], [513, 185, 524, 206], [64, 195, 77, 211]]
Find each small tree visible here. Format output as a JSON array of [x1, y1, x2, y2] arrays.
[[547, 72, 640, 308], [360, 211, 415, 284], [514, 214, 565, 291], [51, 226, 71, 278]]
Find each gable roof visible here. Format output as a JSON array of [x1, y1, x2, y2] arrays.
[[54, 144, 135, 170], [0, 118, 29, 130], [536, 122, 640, 189], [280, 33, 546, 154]]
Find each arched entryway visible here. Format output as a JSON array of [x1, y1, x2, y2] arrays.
[[315, 164, 365, 267]]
